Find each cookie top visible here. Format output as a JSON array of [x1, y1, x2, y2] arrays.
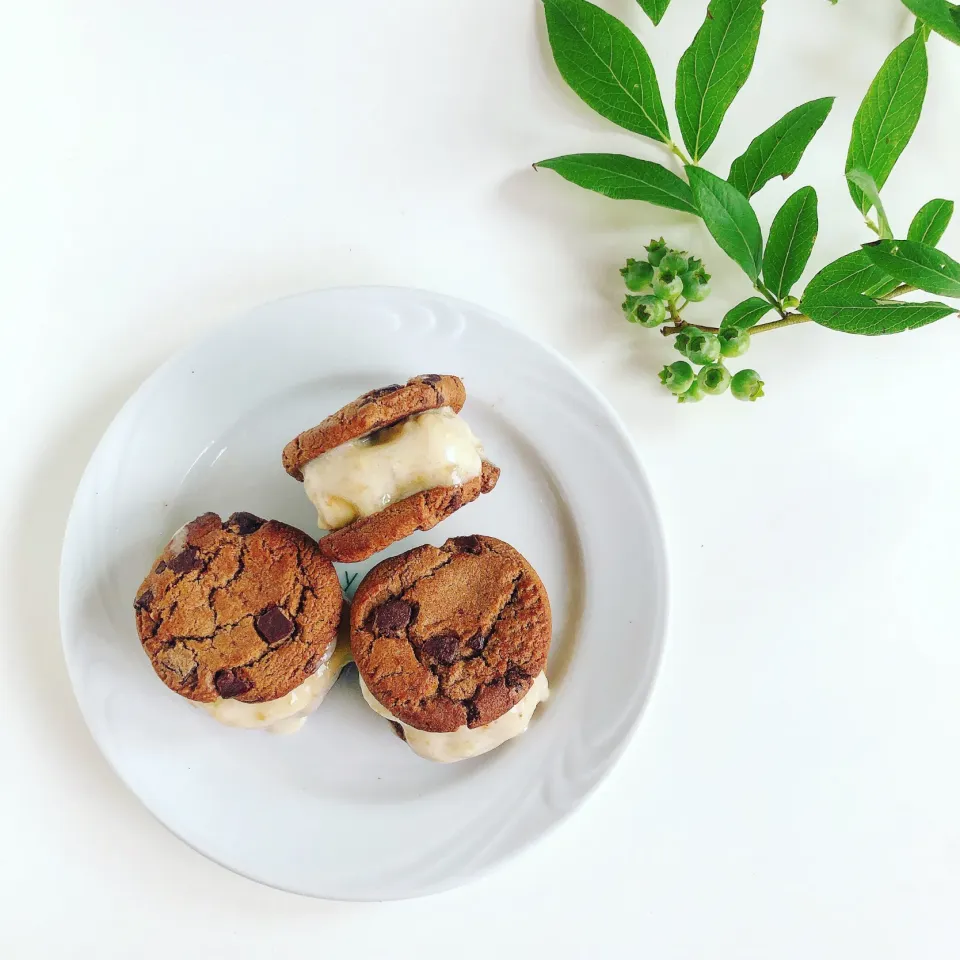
[[350, 535, 552, 733], [134, 512, 342, 704], [282, 374, 466, 480], [317, 460, 500, 564]]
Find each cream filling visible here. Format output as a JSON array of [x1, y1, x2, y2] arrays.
[[200, 641, 352, 735], [302, 406, 484, 530], [166, 522, 189, 556], [358, 672, 549, 763]]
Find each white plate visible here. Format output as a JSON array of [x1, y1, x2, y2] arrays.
[[59, 287, 667, 900]]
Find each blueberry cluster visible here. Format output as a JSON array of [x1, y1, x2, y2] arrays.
[[669, 328, 763, 403], [621, 238, 711, 329], [621, 239, 765, 404]]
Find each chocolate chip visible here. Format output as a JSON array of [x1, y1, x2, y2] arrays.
[[373, 598, 412, 636], [255, 605, 294, 644], [225, 511, 264, 535], [466, 633, 487, 654], [451, 535, 482, 554], [422, 634, 460, 665], [134, 589, 154, 611], [362, 384, 401, 403], [214, 669, 254, 699], [417, 374, 442, 384], [154, 561, 167, 574], [169, 545, 201, 574], [504, 666, 527, 689], [466, 701, 481, 727]]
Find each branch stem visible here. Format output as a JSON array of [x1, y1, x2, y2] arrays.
[[749, 313, 812, 334], [661, 319, 719, 336], [668, 141, 693, 166], [660, 313, 812, 337], [754, 280, 788, 319]]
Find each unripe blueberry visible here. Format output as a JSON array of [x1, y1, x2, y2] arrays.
[[718, 326, 750, 358], [645, 238, 669, 266], [674, 326, 703, 355], [658, 360, 695, 394], [620, 258, 655, 292], [697, 362, 731, 395], [681, 268, 712, 302], [653, 267, 684, 301], [677, 381, 704, 404], [731, 368, 765, 401], [622, 294, 667, 327], [686, 331, 722, 365], [659, 251, 689, 275]]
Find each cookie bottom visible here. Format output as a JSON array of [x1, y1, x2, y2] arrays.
[[317, 461, 500, 563], [358, 672, 549, 762], [199, 641, 353, 735]]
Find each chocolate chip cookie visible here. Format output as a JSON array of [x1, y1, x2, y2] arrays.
[[316, 460, 500, 564], [282, 374, 467, 480], [281, 375, 500, 563], [134, 512, 342, 704], [351, 535, 552, 733]]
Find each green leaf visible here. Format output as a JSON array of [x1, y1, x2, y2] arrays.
[[720, 296, 774, 330], [863, 197, 956, 296], [675, 0, 765, 161], [862, 239, 960, 297], [728, 97, 835, 198], [908, 199, 954, 245], [636, 0, 671, 25], [802, 250, 890, 299], [686, 167, 763, 280], [534, 154, 698, 213], [543, 0, 670, 143], [846, 31, 928, 215], [900, 0, 960, 45], [860, 196, 949, 297], [846, 168, 893, 238], [802, 294, 954, 335], [762, 186, 819, 299], [802, 250, 955, 334]]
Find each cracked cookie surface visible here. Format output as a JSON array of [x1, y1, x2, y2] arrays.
[[350, 535, 552, 733], [282, 374, 466, 481], [134, 512, 342, 703]]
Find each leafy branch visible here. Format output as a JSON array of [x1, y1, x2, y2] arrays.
[[534, 0, 959, 403]]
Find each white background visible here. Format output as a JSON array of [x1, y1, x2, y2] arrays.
[[2, 0, 959, 955]]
